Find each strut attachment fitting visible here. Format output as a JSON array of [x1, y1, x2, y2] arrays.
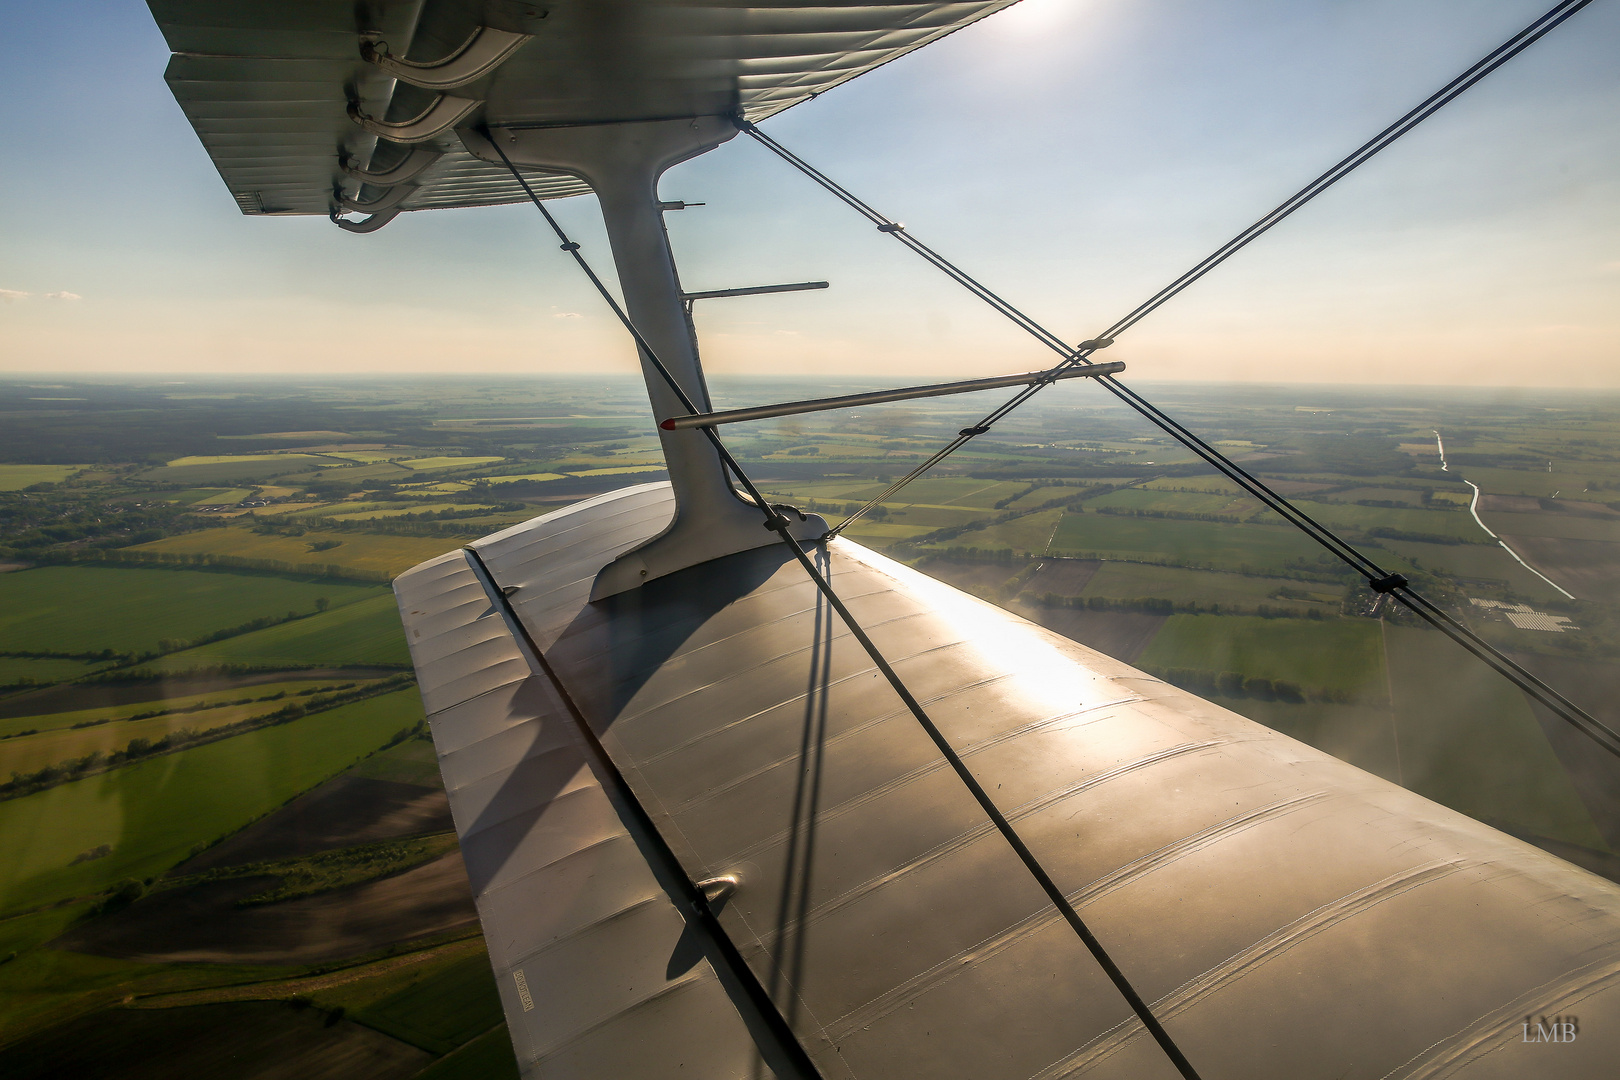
[[348, 94, 482, 143], [361, 26, 534, 90]]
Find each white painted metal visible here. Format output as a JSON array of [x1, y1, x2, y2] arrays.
[[463, 119, 826, 599]]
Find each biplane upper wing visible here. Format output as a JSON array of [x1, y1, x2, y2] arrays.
[[147, 0, 1016, 217]]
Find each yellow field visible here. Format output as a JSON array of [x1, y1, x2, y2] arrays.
[[563, 465, 665, 476], [0, 686, 381, 774], [165, 454, 332, 467], [128, 527, 457, 576], [485, 472, 567, 484], [0, 679, 368, 739], [398, 456, 504, 471], [0, 465, 89, 491]]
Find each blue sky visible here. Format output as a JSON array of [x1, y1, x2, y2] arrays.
[[1, 0, 1616, 386]]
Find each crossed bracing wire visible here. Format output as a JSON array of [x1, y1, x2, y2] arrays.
[[486, 2, 1606, 1077], [739, 0, 1619, 762]]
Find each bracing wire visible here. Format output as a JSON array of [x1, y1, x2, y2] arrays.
[[485, 137, 1207, 1080], [739, 0, 1620, 761], [742, 0, 1595, 538]]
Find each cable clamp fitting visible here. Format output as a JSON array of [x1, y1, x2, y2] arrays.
[[1368, 573, 1408, 593], [560, 242, 580, 252], [959, 425, 991, 437], [1077, 337, 1115, 351], [877, 222, 905, 233]]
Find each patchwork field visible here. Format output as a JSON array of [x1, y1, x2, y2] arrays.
[[147, 593, 410, 671], [0, 689, 425, 914], [1047, 513, 1332, 573], [129, 528, 457, 577], [1069, 562, 1342, 612]]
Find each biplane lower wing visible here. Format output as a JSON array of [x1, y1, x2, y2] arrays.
[[396, 482, 1620, 1080]]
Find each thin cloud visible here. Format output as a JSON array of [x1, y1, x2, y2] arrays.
[[552, 311, 584, 319], [1, 288, 82, 301]]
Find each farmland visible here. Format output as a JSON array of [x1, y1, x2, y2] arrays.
[[4, 374, 1620, 1072], [0, 566, 381, 655], [147, 593, 411, 671], [0, 690, 424, 913], [129, 527, 458, 577]]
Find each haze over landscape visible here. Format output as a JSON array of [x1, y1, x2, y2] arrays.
[[2, 0, 1616, 384], [2, 2, 1619, 1075]]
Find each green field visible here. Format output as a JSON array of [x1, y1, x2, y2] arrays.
[[1281, 499, 1489, 541], [0, 690, 424, 914], [1383, 626, 1604, 848], [1075, 563, 1342, 611], [333, 952, 505, 1054], [942, 507, 1068, 553], [414, 1026, 521, 1080], [1047, 513, 1332, 572], [0, 567, 382, 655], [166, 487, 254, 506], [0, 681, 386, 775], [1138, 615, 1386, 697], [1084, 487, 1261, 517], [0, 465, 89, 491], [131, 527, 456, 577], [148, 593, 410, 671]]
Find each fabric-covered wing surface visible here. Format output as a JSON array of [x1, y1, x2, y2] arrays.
[[394, 486, 779, 1078], [398, 483, 1620, 1079], [147, 0, 1017, 218]]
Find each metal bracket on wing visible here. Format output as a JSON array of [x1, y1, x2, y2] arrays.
[[342, 145, 441, 186], [335, 183, 416, 215], [659, 361, 1126, 430], [329, 207, 401, 233], [361, 26, 534, 89], [349, 94, 482, 144]]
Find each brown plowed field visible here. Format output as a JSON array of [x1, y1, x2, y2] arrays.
[[61, 851, 478, 964], [1498, 535, 1620, 603], [0, 1000, 429, 1080], [182, 776, 453, 872]]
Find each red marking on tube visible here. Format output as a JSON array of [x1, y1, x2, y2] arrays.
[[659, 418, 676, 430]]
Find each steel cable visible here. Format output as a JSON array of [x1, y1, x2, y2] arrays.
[[487, 138, 1208, 1080], [739, 0, 1620, 759], [742, 0, 1595, 537]]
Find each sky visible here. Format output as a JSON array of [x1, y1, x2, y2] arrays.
[[0, 0, 1616, 387]]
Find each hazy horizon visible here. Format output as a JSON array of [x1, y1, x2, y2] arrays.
[[2, 0, 1616, 385]]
